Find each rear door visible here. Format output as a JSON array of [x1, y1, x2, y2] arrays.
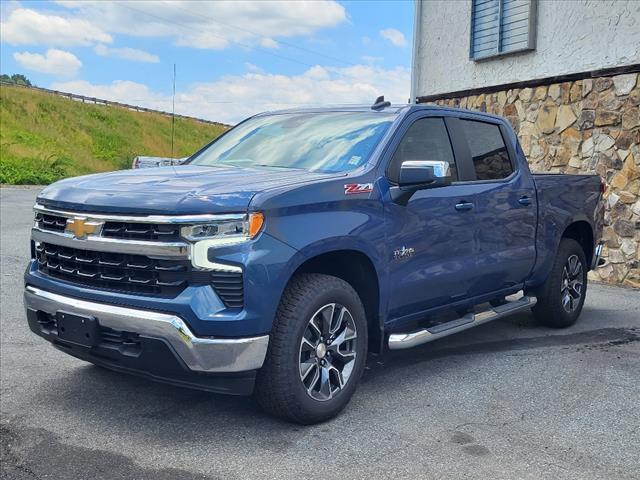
[[456, 118, 537, 295]]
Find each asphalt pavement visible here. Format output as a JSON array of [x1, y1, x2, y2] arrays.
[[1, 186, 639, 480]]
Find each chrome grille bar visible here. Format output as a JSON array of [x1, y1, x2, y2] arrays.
[[32, 227, 189, 258], [34, 204, 245, 224]]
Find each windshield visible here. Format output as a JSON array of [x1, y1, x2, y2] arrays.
[[189, 112, 396, 173]]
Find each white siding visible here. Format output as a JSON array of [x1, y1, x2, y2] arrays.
[[415, 0, 640, 97]]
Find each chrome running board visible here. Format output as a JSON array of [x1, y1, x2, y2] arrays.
[[388, 292, 537, 350]]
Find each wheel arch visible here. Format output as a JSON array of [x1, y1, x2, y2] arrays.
[[288, 249, 383, 353], [561, 220, 595, 268]]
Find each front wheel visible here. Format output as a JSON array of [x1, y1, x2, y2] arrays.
[[532, 238, 588, 328], [255, 273, 368, 424]]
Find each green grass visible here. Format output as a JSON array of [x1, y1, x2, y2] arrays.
[[0, 85, 228, 184]]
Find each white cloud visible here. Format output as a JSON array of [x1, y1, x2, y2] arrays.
[[14, 49, 82, 76], [57, 1, 346, 50], [52, 63, 410, 124], [379, 28, 407, 47], [94, 44, 159, 63], [260, 38, 279, 49], [0, 7, 111, 46], [244, 63, 264, 73]]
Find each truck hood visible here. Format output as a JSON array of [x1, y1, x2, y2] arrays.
[[37, 165, 334, 214]]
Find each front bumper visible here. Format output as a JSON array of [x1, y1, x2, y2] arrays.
[[24, 286, 269, 392]]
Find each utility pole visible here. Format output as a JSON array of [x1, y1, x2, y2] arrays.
[[409, 0, 423, 104], [171, 63, 176, 158]]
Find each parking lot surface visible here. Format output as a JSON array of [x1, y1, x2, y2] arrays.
[[1, 186, 639, 479]]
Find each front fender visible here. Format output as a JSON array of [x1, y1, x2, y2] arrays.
[[283, 235, 382, 279], [264, 201, 387, 315]]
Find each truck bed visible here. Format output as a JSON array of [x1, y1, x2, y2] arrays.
[[530, 173, 604, 285]]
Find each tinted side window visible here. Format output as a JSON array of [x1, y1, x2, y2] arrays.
[[460, 120, 513, 180], [389, 118, 457, 183]]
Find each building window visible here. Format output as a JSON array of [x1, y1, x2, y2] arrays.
[[470, 0, 537, 60]]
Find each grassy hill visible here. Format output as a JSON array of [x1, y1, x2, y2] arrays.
[[0, 85, 228, 184]]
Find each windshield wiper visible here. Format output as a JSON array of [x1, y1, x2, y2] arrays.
[[252, 164, 307, 170]]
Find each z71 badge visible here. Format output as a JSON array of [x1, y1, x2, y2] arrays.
[[344, 183, 373, 195]]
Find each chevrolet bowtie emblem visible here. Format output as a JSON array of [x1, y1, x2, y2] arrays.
[[65, 217, 102, 239]]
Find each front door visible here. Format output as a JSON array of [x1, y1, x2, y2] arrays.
[[383, 116, 478, 324]]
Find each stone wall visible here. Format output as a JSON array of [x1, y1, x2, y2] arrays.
[[430, 72, 640, 287]]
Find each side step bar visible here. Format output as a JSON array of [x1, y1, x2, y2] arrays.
[[388, 292, 537, 350]]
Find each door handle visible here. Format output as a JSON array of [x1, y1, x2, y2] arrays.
[[518, 196, 532, 206], [455, 202, 474, 211]]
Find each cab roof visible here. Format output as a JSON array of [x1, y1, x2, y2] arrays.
[[255, 104, 507, 123]]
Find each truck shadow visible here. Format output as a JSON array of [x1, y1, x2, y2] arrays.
[[363, 314, 639, 382], [32, 310, 638, 442]]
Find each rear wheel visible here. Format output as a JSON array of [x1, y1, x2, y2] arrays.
[[255, 273, 368, 424], [532, 238, 588, 328]]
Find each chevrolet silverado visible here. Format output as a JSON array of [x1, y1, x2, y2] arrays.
[[24, 100, 604, 423]]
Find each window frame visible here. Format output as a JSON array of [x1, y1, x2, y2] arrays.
[[450, 116, 519, 184], [384, 115, 461, 185], [469, 0, 538, 61]]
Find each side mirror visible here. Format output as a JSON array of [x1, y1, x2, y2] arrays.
[[391, 160, 452, 205]]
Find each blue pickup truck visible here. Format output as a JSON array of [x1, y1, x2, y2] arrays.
[[24, 100, 604, 423]]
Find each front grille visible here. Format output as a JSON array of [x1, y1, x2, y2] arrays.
[[33, 206, 245, 308], [36, 242, 245, 308], [35, 212, 67, 232], [210, 271, 244, 309], [35, 211, 182, 242], [102, 222, 181, 241], [36, 242, 191, 297]]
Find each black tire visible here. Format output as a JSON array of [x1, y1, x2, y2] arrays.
[[255, 273, 368, 424], [532, 238, 588, 328]]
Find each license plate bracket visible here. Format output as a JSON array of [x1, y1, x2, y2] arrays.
[[56, 311, 100, 347]]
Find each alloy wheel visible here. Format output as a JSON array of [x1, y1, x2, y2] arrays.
[[561, 254, 583, 313], [298, 303, 358, 401]]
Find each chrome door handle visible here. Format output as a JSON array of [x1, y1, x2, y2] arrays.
[[518, 196, 532, 206], [455, 202, 474, 211]]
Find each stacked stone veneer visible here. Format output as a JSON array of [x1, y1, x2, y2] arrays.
[[430, 72, 640, 287]]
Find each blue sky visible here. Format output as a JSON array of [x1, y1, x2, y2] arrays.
[[0, 1, 413, 123]]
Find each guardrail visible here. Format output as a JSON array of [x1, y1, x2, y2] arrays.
[[0, 80, 230, 128]]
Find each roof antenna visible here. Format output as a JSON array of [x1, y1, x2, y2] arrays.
[[371, 95, 391, 111]]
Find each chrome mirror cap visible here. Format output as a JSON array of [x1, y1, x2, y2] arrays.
[[402, 160, 450, 178]]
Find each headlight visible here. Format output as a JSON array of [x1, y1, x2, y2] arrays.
[[187, 212, 264, 271], [181, 212, 264, 246]]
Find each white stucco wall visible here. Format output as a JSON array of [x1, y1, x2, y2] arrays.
[[415, 0, 640, 97]]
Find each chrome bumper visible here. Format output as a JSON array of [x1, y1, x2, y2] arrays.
[[24, 286, 269, 373]]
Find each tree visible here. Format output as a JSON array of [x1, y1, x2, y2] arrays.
[[0, 74, 32, 86], [11, 74, 31, 86]]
